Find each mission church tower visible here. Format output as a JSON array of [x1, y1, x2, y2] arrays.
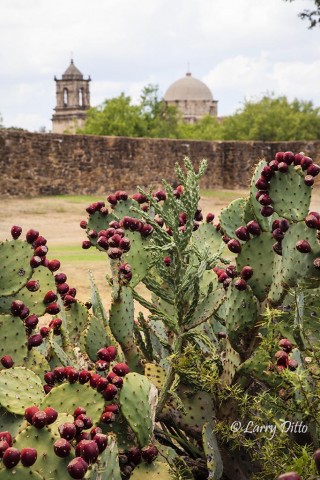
[[51, 60, 91, 134]]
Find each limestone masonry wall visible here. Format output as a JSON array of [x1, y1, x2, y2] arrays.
[[1, 131, 320, 196]]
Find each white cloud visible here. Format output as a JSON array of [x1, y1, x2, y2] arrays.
[[1, 0, 320, 129], [204, 54, 320, 114]]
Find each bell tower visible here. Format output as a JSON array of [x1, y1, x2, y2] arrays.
[[51, 60, 91, 134]]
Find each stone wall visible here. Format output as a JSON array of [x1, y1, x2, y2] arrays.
[[0, 131, 320, 196]]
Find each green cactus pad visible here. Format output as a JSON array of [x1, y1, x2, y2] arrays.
[[220, 198, 247, 239], [0, 314, 28, 369], [220, 339, 241, 386], [144, 363, 166, 390], [49, 338, 77, 368], [267, 254, 288, 306], [281, 222, 320, 288], [187, 288, 225, 330], [0, 467, 45, 479], [14, 424, 73, 480], [86, 211, 116, 250], [101, 411, 138, 451], [202, 422, 223, 480], [199, 270, 219, 298], [236, 232, 275, 302], [0, 407, 26, 437], [83, 315, 108, 361], [249, 160, 272, 231], [237, 349, 284, 388], [113, 198, 141, 219], [64, 301, 89, 345], [0, 240, 33, 297], [24, 349, 51, 383], [192, 222, 224, 253], [269, 165, 311, 221], [131, 461, 173, 479], [0, 367, 44, 414], [224, 283, 259, 353], [0, 266, 56, 316], [119, 372, 157, 447], [121, 230, 152, 287], [109, 287, 143, 371], [41, 382, 104, 425], [93, 434, 122, 480], [165, 386, 215, 436], [47, 412, 74, 438]]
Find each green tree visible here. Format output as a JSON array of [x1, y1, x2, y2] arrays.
[[219, 94, 320, 141], [80, 85, 181, 138], [177, 114, 223, 140], [140, 84, 181, 138], [80, 93, 145, 137], [284, 0, 320, 28]]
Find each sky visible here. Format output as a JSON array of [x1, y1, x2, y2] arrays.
[[1, 0, 320, 131]]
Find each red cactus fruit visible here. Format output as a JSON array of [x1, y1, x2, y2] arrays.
[[1, 356, 14, 369], [11, 225, 22, 239], [43, 407, 58, 424], [141, 444, 159, 463], [227, 239, 242, 254], [295, 240, 311, 253], [234, 279, 247, 291], [54, 438, 71, 457], [246, 220, 261, 236], [67, 456, 89, 478], [241, 266, 253, 280], [112, 363, 130, 377], [20, 447, 37, 467], [59, 422, 76, 441], [31, 410, 47, 429], [2, 447, 20, 469], [24, 406, 39, 423]]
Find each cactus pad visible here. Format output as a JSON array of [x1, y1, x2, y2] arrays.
[[82, 315, 108, 361], [14, 424, 73, 480], [220, 198, 247, 238], [224, 284, 259, 353], [101, 411, 138, 451], [202, 422, 223, 480], [0, 407, 25, 437], [236, 232, 275, 301], [0, 240, 33, 296], [281, 222, 320, 288], [119, 372, 157, 447], [0, 266, 56, 316], [131, 461, 173, 479], [0, 314, 28, 368], [93, 434, 122, 480], [249, 159, 278, 232], [0, 367, 44, 414], [269, 165, 311, 221], [109, 287, 143, 371], [65, 301, 89, 345], [144, 363, 166, 390], [220, 339, 241, 386], [24, 349, 51, 382], [0, 467, 45, 479], [192, 223, 224, 253], [165, 386, 215, 436], [41, 382, 104, 425], [121, 230, 152, 287]]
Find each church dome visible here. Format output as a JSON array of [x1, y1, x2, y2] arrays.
[[62, 60, 83, 80], [164, 72, 213, 102]]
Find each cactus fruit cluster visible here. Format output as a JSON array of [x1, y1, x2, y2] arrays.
[[1, 154, 320, 478]]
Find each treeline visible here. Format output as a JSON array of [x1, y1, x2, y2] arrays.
[[79, 85, 320, 141]]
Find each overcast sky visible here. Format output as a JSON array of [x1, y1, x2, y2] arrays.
[[1, 0, 320, 131]]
